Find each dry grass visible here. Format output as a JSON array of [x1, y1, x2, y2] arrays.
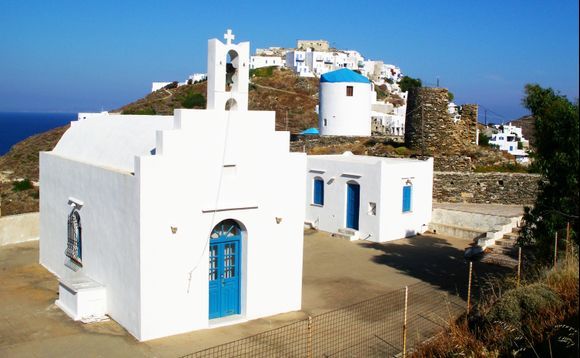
[[412, 254, 579, 357]]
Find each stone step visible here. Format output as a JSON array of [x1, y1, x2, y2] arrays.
[[429, 222, 486, 241], [331, 232, 352, 241], [489, 245, 516, 256], [338, 228, 357, 236], [495, 238, 515, 247], [503, 232, 520, 240]]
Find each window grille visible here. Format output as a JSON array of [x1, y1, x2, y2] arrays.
[[66, 209, 82, 266]]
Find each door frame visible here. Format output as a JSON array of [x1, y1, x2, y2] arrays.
[[346, 181, 360, 230], [208, 219, 244, 320]]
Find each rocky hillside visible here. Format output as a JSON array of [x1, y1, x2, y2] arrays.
[[116, 67, 319, 133], [0, 125, 69, 215]]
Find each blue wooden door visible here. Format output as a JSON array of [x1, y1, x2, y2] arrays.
[[346, 183, 360, 230], [209, 220, 241, 319]]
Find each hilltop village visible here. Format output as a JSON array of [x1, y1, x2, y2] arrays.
[[1, 29, 571, 357]]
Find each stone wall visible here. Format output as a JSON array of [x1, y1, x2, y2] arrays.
[[405, 87, 478, 154], [433, 156, 473, 172], [460, 104, 479, 146], [433, 172, 541, 205]]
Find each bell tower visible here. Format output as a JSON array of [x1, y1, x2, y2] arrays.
[[206, 29, 250, 111]]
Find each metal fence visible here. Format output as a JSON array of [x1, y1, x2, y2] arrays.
[[181, 281, 467, 358]]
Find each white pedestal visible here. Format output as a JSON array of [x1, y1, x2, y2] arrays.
[[55, 276, 107, 321]]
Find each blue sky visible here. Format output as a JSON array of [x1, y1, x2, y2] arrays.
[[0, 0, 578, 122]]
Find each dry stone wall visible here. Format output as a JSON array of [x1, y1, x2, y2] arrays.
[[433, 172, 541, 205], [405, 87, 478, 154], [433, 156, 473, 172]]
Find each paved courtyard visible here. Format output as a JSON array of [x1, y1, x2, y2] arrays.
[[0, 231, 511, 357]]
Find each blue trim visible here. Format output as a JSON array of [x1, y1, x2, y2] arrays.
[[402, 185, 412, 212], [346, 183, 360, 230], [320, 68, 370, 84], [313, 178, 324, 205], [209, 220, 241, 319]]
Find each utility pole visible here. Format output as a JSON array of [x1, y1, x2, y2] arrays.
[[436, 77, 439, 88], [484, 109, 487, 126]]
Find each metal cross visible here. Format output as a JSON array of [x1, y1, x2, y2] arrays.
[[224, 29, 235, 44]]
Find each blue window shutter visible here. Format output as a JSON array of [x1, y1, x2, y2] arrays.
[[314, 179, 324, 205], [402, 186, 412, 212]]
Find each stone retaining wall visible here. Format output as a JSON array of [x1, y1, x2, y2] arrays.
[[433, 172, 540, 205], [433, 156, 473, 172], [0, 212, 39, 246]]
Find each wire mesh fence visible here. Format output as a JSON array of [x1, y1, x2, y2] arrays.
[[180, 242, 532, 358], [180, 281, 468, 358]]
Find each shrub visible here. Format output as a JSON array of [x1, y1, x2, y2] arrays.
[[394, 146, 410, 156], [163, 81, 178, 89], [12, 179, 33, 192], [181, 92, 206, 109], [123, 107, 156, 115], [486, 283, 562, 328], [250, 66, 275, 78], [478, 132, 490, 146]]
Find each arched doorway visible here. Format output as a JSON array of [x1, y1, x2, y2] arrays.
[[209, 219, 242, 319], [346, 182, 360, 230]]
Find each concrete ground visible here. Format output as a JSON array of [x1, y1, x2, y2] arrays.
[[0, 231, 511, 357], [434, 202, 525, 217]]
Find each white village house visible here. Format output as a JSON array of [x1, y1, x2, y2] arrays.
[[40, 30, 306, 341], [489, 123, 529, 163], [305, 153, 433, 242]]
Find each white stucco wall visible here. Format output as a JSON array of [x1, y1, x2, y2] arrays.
[[305, 154, 433, 242], [40, 108, 306, 341], [39, 153, 142, 337], [319, 82, 371, 136], [136, 109, 305, 340]]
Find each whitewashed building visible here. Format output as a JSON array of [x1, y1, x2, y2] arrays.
[[305, 153, 433, 242], [319, 68, 371, 136], [40, 30, 306, 341], [250, 55, 284, 69], [489, 123, 529, 162]]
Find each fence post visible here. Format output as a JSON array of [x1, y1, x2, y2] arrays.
[[307, 315, 312, 358], [554, 232, 558, 270], [566, 222, 570, 262], [517, 247, 522, 288], [402, 286, 408, 358], [466, 261, 473, 315]]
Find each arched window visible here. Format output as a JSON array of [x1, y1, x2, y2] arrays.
[[66, 210, 82, 266], [313, 177, 324, 205]]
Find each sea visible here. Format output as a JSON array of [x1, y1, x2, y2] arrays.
[[0, 112, 77, 155]]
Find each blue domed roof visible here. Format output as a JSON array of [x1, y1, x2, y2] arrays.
[[320, 68, 370, 84]]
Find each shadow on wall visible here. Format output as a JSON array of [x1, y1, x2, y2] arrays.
[[360, 234, 512, 300]]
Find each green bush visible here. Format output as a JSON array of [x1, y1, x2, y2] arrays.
[[394, 146, 410, 155], [123, 107, 156, 115], [181, 92, 206, 109], [486, 283, 562, 327], [12, 179, 33, 192], [479, 132, 490, 146], [250, 66, 275, 78]]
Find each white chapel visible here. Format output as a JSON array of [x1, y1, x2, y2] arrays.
[[39, 30, 306, 341]]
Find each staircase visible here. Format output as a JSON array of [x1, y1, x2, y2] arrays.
[[429, 206, 522, 257], [479, 227, 521, 267]]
